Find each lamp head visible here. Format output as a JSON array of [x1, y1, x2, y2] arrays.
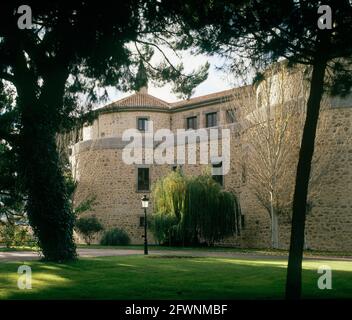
[[141, 195, 149, 208]]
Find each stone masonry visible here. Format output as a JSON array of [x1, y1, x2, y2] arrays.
[[71, 66, 352, 252]]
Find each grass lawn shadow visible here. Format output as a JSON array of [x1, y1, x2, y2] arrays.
[[0, 256, 351, 300]]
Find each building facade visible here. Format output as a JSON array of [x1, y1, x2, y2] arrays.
[[71, 65, 352, 252]]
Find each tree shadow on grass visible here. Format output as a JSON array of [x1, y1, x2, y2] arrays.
[[1, 256, 351, 300]]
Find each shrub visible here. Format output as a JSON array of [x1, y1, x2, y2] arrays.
[[75, 216, 104, 245], [0, 224, 35, 248], [13, 227, 35, 246], [100, 228, 130, 246]]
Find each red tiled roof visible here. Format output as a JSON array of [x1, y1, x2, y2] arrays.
[[102, 92, 170, 110], [171, 88, 236, 108], [98, 86, 250, 113]]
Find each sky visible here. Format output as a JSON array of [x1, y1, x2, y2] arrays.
[[102, 52, 236, 106]]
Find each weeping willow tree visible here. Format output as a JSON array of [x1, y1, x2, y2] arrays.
[[150, 170, 241, 246], [150, 170, 186, 245]]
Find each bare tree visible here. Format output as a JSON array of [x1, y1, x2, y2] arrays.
[[237, 63, 303, 248], [230, 62, 344, 249]]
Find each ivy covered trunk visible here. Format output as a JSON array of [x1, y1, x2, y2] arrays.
[[16, 65, 76, 262]]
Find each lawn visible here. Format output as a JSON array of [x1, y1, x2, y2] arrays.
[[1, 255, 351, 299]]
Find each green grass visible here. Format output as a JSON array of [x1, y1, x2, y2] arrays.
[[0, 246, 38, 252], [1, 255, 351, 299]]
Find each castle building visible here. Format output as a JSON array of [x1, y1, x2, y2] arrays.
[[71, 64, 352, 251]]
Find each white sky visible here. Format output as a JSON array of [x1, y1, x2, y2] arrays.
[[102, 52, 236, 106]]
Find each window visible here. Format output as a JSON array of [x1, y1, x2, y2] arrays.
[[137, 117, 148, 131], [241, 214, 245, 229], [213, 174, 223, 186], [226, 109, 236, 123], [186, 116, 197, 130], [206, 112, 217, 128], [139, 216, 145, 227], [137, 167, 150, 191], [212, 162, 223, 186], [241, 163, 247, 184]]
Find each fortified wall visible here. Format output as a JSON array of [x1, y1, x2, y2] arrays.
[[71, 65, 352, 251]]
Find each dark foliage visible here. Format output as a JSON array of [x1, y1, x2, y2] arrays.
[[0, 1, 208, 261], [100, 228, 131, 246], [75, 216, 104, 245], [0, 81, 26, 227]]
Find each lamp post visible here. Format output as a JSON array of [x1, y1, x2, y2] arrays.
[[141, 194, 149, 255]]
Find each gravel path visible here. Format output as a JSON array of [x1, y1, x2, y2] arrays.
[[1, 247, 351, 262]]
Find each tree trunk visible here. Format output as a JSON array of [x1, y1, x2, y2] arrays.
[[18, 100, 77, 261], [15, 62, 76, 262], [270, 191, 279, 249], [285, 49, 328, 298]]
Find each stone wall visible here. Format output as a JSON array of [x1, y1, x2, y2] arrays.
[[72, 85, 352, 251], [84, 110, 170, 140], [73, 147, 173, 244], [171, 101, 229, 131]]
